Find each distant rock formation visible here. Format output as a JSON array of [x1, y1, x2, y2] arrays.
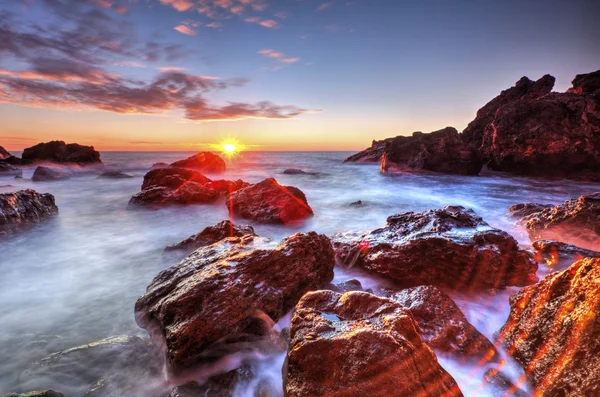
[[343, 137, 396, 162], [0, 146, 11, 160], [0, 190, 58, 235], [170, 152, 226, 174], [32, 166, 71, 182], [283, 168, 318, 175], [22, 141, 101, 165], [98, 170, 133, 179]]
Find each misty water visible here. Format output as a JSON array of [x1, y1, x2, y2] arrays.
[[2, 151, 599, 396]]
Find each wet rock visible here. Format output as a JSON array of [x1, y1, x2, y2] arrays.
[[349, 200, 364, 207], [284, 290, 463, 397], [98, 171, 133, 179], [333, 206, 537, 291], [498, 257, 600, 396], [22, 141, 102, 165], [226, 178, 313, 225], [0, 190, 58, 235], [483, 369, 529, 397], [0, 145, 10, 160], [283, 169, 317, 175], [380, 127, 482, 176], [1, 391, 65, 397], [462, 74, 555, 148], [167, 366, 255, 397], [522, 193, 600, 251], [31, 166, 70, 182], [389, 286, 498, 360], [567, 69, 600, 95], [170, 152, 226, 174], [344, 137, 396, 162], [165, 220, 257, 251], [327, 279, 364, 293], [135, 232, 335, 375], [533, 240, 600, 268], [507, 203, 553, 219], [204, 179, 250, 196]]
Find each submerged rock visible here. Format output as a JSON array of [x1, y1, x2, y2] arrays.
[[98, 171, 133, 179], [22, 141, 101, 165], [380, 127, 482, 176], [498, 257, 600, 396], [135, 232, 335, 375], [167, 366, 257, 397], [0, 190, 58, 235], [170, 152, 226, 174], [507, 203, 553, 219], [1, 392, 65, 397], [31, 166, 70, 182], [389, 286, 498, 360], [283, 169, 317, 175], [284, 290, 463, 397], [226, 178, 313, 225], [165, 220, 257, 251], [344, 137, 395, 162], [333, 206, 537, 291]]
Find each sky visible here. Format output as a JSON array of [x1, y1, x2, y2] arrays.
[[0, 0, 599, 151]]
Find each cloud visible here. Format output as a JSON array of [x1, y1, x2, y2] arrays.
[[258, 49, 300, 67], [158, 66, 186, 72], [206, 22, 223, 29], [160, 0, 195, 12], [316, 1, 333, 11], [259, 19, 278, 28], [174, 24, 197, 36]]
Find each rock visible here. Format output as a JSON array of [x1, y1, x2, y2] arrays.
[[14, 174, 23, 179], [498, 257, 600, 396], [226, 178, 313, 225], [3, 156, 23, 166], [567, 69, 600, 95], [389, 286, 498, 360], [284, 290, 463, 397], [327, 279, 364, 293], [344, 137, 396, 162], [1, 391, 65, 397], [461, 74, 555, 148], [533, 240, 600, 268], [349, 200, 364, 207], [0, 145, 10, 160], [522, 193, 600, 251], [22, 141, 101, 165], [135, 232, 335, 375], [151, 162, 169, 169], [507, 203, 553, 219], [0, 190, 58, 235], [380, 127, 483, 176], [483, 369, 529, 397], [0, 161, 20, 174], [165, 220, 257, 251], [283, 169, 317, 175], [205, 179, 250, 196], [333, 206, 537, 291], [170, 152, 226, 173], [98, 171, 133, 179], [167, 366, 255, 397], [31, 166, 70, 182]]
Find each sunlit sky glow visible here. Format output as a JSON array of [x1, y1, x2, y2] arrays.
[[1, 0, 599, 151]]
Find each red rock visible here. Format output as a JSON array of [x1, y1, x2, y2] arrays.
[[170, 152, 226, 174], [165, 220, 256, 251]]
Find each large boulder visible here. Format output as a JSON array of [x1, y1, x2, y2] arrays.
[[461, 74, 555, 148], [343, 137, 396, 162], [567, 69, 600, 95], [1, 190, 58, 235], [333, 206, 537, 291], [165, 220, 256, 251], [226, 178, 313, 225], [32, 166, 70, 182], [498, 257, 600, 396], [22, 141, 101, 165], [284, 290, 463, 397], [170, 152, 226, 174], [135, 232, 335, 375], [380, 127, 483, 175], [520, 193, 600, 251], [389, 286, 498, 360]]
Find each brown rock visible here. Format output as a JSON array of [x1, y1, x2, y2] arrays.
[[165, 220, 257, 251], [170, 152, 226, 174], [533, 240, 600, 269], [284, 290, 463, 397], [483, 369, 529, 397], [567, 69, 600, 95], [333, 206, 537, 291], [508, 203, 553, 219], [498, 257, 600, 396], [22, 141, 101, 165], [1, 190, 58, 235]]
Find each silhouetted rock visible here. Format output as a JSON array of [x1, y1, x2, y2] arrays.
[[226, 178, 313, 225], [0, 146, 11, 160], [389, 286, 498, 360], [380, 127, 483, 175], [533, 240, 600, 268], [165, 220, 257, 251], [284, 290, 463, 397], [3, 156, 23, 166], [1, 391, 64, 397], [344, 137, 396, 162], [521, 193, 600, 251], [135, 232, 335, 375], [32, 166, 70, 182], [508, 203, 553, 219], [98, 171, 133, 179], [22, 141, 101, 165], [170, 152, 226, 173], [333, 206, 537, 291], [483, 369, 529, 397], [462, 75, 555, 148], [283, 169, 317, 175], [567, 69, 600, 95], [0, 161, 20, 174], [499, 257, 600, 396], [1, 190, 58, 235]]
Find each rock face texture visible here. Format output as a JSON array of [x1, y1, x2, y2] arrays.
[[520, 193, 600, 251], [533, 240, 600, 269], [0, 145, 11, 159], [226, 178, 313, 224], [333, 206, 537, 291], [284, 290, 463, 397], [0, 190, 58, 235], [462, 75, 555, 149], [499, 257, 600, 397], [22, 141, 101, 165], [31, 166, 70, 182], [380, 127, 482, 175], [165, 220, 257, 251], [135, 232, 335, 375], [344, 137, 396, 162], [508, 203, 554, 219], [389, 286, 497, 359], [568, 69, 600, 95], [170, 152, 226, 174]]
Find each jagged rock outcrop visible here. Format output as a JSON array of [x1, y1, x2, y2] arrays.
[[31, 166, 70, 182], [498, 257, 600, 396], [284, 290, 463, 397], [165, 220, 256, 251], [567, 69, 600, 95], [344, 137, 396, 162], [333, 206, 537, 291], [461, 75, 555, 148], [170, 152, 226, 174], [226, 178, 313, 224], [380, 127, 482, 175], [135, 232, 335, 375], [1, 190, 58, 235], [22, 141, 101, 165]]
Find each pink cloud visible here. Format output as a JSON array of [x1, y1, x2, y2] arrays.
[[316, 1, 334, 11], [206, 22, 223, 29], [157, 66, 186, 72], [281, 57, 300, 64], [160, 0, 195, 12], [174, 25, 197, 36], [258, 49, 301, 68], [259, 19, 278, 28]]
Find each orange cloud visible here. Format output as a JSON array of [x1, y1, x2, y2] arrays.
[[174, 25, 197, 36], [160, 0, 195, 12], [258, 49, 301, 67]]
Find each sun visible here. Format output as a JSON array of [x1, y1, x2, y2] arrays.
[[222, 143, 237, 153]]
